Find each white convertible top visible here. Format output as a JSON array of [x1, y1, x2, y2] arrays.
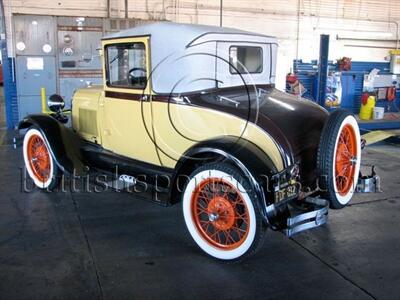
[[103, 22, 275, 45], [103, 22, 278, 93]]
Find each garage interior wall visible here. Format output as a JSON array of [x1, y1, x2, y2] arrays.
[[3, 0, 400, 90]]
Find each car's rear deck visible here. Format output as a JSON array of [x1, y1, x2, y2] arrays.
[[1, 120, 399, 299]]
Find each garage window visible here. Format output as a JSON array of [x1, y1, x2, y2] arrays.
[[229, 46, 263, 74], [105, 43, 147, 89]]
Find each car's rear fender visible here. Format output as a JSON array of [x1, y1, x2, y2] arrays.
[[170, 136, 280, 224], [18, 114, 87, 176]]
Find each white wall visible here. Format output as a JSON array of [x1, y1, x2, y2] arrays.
[[4, 0, 400, 89]]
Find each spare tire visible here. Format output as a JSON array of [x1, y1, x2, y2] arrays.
[[317, 109, 361, 209]]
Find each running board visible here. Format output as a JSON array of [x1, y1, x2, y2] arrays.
[[107, 174, 137, 191], [105, 174, 169, 196], [283, 197, 329, 237], [13, 136, 23, 149]]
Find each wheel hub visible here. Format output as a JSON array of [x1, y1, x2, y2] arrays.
[[207, 196, 235, 231], [208, 212, 219, 222], [350, 157, 357, 165]]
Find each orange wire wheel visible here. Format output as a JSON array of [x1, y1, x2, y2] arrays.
[[26, 134, 51, 183], [334, 124, 358, 196], [190, 178, 250, 250]]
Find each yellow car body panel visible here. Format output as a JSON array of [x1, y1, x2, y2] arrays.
[[71, 85, 103, 144], [151, 102, 284, 170], [71, 36, 285, 171]]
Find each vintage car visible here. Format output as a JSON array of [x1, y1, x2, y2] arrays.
[[19, 22, 361, 261]]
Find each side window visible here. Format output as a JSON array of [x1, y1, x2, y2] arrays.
[[105, 42, 147, 89], [229, 46, 263, 74]]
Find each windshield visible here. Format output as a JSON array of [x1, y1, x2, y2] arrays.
[[106, 42, 147, 89]]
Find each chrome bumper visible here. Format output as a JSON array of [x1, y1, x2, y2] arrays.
[[283, 197, 329, 237]]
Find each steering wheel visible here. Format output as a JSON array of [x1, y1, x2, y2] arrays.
[[128, 67, 147, 86]]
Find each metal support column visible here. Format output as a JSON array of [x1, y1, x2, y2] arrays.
[[317, 34, 329, 107], [219, 0, 223, 27], [125, 0, 128, 19]]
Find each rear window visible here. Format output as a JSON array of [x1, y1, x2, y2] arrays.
[[229, 46, 263, 74]]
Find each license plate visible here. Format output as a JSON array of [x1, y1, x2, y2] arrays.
[[274, 184, 298, 202]]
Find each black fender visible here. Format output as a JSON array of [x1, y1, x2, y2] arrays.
[[170, 136, 279, 223], [18, 114, 87, 176]]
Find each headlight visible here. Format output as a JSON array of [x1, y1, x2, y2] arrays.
[[47, 94, 65, 113]]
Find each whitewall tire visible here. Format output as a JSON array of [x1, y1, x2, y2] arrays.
[[182, 163, 265, 260], [23, 127, 60, 190], [317, 110, 361, 209]]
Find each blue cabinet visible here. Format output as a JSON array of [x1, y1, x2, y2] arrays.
[[340, 72, 365, 114], [340, 73, 356, 111]]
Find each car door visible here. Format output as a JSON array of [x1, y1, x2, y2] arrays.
[[99, 36, 160, 166]]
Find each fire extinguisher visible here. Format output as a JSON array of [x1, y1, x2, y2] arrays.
[[387, 86, 396, 101], [361, 92, 369, 105]]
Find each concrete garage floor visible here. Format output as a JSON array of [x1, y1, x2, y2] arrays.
[[0, 100, 399, 299]]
